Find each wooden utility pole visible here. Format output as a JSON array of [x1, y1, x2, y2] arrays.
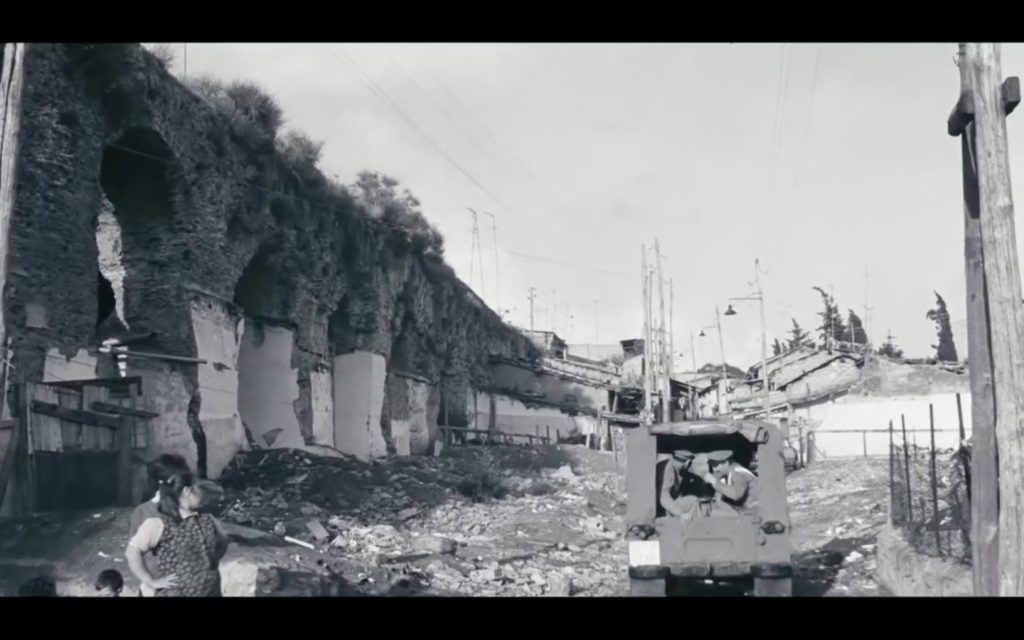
[[655, 240, 669, 422], [0, 43, 27, 512], [948, 42, 1022, 596], [669, 278, 675, 380], [864, 267, 872, 350], [715, 305, 727, 414], [641, 246, 652, 419]]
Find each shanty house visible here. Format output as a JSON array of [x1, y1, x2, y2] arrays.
[[731, 350, 864, 418], [524, 330, 568, 360]]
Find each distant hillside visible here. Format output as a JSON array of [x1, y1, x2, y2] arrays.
[[697, 362, 746, 379]]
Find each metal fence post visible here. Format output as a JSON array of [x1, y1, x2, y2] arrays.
[[863, 429, 868, 458], [955, 392, 972, 504], [929, 403, 942, 556], [901, 414, 913, 524], [889, 419, 896, 525]]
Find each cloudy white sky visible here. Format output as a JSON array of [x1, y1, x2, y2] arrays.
[[150, 43, 1024, 368]]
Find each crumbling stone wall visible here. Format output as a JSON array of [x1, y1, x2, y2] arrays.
[[7, 44, 539, 478]]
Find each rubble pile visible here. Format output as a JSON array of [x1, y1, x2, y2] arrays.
[[212, 446, 629, 596]]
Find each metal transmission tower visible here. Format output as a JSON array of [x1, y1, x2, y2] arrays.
[[467, 208, 486, 300]]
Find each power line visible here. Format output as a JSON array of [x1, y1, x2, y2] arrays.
[[328, 47, 517, 216], [791, 45, 822, 192], [507, 251, 638, 278], [382, 50, 522, 187], [106, 140, 629, 299], [762, 44, 793, 243], [399, 44, 571, 213]]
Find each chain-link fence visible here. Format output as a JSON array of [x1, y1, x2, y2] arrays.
[[888, 403, 972, 564]]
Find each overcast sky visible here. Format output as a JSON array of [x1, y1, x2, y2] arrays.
[[151, 43, 1024, 368]]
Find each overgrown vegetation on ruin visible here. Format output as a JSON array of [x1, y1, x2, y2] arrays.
[[183, 73, 447, 270]]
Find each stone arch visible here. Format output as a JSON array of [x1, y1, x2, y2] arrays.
[[99, 126, 190, 354]]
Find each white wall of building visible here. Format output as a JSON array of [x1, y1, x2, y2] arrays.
[[799, 392, 972, 458]]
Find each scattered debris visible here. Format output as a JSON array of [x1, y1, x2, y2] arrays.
[[284, 536, 316, 551], [306, 520, 330, 542], [398, 508, 420, 521]]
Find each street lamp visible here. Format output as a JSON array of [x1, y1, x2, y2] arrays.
[[697, 308, 729, 416], [723, 259, 771, 422]]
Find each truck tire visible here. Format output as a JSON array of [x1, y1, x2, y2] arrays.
[[630, 577, 666, 597], [753, 577, 792, 597]]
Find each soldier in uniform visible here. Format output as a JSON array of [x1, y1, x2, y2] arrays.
[[699, 450, 760, 517], [660, 450, 714, 524]]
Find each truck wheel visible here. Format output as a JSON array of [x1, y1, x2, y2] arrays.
[[753, 577, 792, 597], [630, 577, 666, 597]]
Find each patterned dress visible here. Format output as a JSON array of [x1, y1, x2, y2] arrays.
[[153, 513, 225, 597]]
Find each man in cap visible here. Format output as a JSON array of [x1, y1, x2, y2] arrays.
[[660, 450, 713, 524], [699, 450, 760, 517]]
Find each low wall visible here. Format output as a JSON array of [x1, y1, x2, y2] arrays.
[[470, 391, 579, 441], [876, 522, 972, 597]]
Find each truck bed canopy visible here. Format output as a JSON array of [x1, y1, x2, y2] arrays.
[[649, 420, 771, 444]]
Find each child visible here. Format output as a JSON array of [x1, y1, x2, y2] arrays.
[[95, 569, 124, 597]]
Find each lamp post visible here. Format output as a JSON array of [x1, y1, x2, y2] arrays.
[[723, 259, 771, 422], [698, 309, 728, 415]]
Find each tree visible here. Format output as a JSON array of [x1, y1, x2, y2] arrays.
[[772, 339, 783, 356], [787, 319, 812, 350], [877, 331, 904, 359], [813, 286, 848, 348], [350, 172, 445, 259], [848, 310, 868, 345], [926, 291, 959, 362]]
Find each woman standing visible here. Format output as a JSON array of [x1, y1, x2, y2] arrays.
[[130, 454, 190, 597], [126, 472, 228, 597]]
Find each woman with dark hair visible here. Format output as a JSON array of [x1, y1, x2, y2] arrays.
[[125, 472, 228, 597], [129, 454, 190, 597]]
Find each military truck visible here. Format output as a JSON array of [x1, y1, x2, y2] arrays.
[[624, 419, 793, 597]]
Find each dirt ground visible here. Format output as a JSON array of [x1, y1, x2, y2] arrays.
[[787, 457, 891, 596], [0, 445, 891, 597]]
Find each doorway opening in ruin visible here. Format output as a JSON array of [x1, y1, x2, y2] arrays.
[[233, 243, 301, 450], [234, 243, 281, 316], [96, 271, 116, 330]]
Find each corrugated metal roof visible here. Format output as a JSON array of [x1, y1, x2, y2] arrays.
[[773, 352, 860, 389]]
